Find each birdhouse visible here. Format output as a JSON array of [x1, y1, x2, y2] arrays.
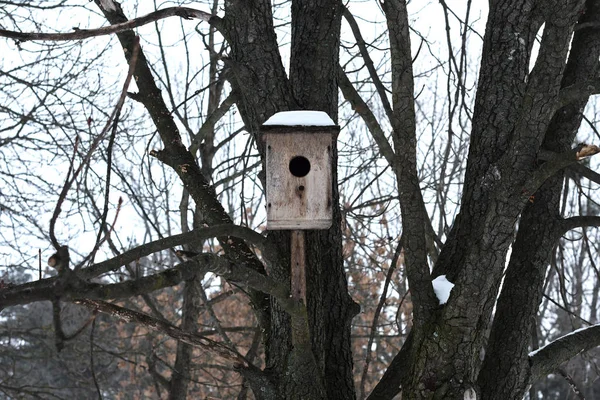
[[262, 111, 339, 230]]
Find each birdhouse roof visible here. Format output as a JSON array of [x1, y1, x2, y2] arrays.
[[263, 110, 335, 127]]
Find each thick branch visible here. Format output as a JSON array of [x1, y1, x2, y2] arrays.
[[80, 224, 275, 280], [524, 144, 600, 196], [559, 79, 600, 107], [558, 215, 600, 236], [1, 251, 294, 313], [569, 163, 600, 185], [383, 0, 436, 326], [529, 324, 600, 381], [0, 261, 195, 309], [0, 7, 216, 42], [92, 2, 268, 294]]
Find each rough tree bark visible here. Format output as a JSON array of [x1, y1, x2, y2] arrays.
[[223, 1, 359, 398], [370, 0, 598, 398], [478, 2, 600, 398]]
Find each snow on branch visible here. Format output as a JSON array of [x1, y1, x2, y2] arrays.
[[0, 7, 216, 42], [529, 324, 600, 382]]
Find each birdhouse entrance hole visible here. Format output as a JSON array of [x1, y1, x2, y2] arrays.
[[289, 156, 311, 177]]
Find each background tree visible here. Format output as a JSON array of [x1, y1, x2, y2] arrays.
[[1, 0, 600, 399]]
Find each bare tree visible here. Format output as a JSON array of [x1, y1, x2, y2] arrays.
[[1, 0, 600, 399]]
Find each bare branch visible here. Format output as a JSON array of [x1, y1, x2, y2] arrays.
[[80, 224, 275, 280], [1, 252, 294, 316], [559, 79, 600, 107], [0, 261, 192, 309], [0, 7, 216, 42], [49, 138, 79, 250], [557, 369, 586, 400], [337, 65, 396, 166], [50, 38, 140, 255], [342, 6, 393, 122], [366, 330, 414, 400], [359, 236, 404, 399], [524, 144, 600, 196], [382, 0, 436, 326], [529, 324, 600, 381], [569, 163, 600, 185], [190, 92, 237, 155], [75, 299, 249, 366], [557, 215, 600, 237]]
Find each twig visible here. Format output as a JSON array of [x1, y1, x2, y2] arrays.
[[75, 299, 250, 366], [90, 314, 103, 400], [542, 294, 593, 326], [61, 314, 96, 341], [87, 106, 121, 264], [359, 235, 404, 400], [49, 136, 79, 250], [558, 368, 586, 400], [0, 7, 214, 42], [80, 197, 123, 270], [51, 37, 139, 259], [52, 298, 66, 351]]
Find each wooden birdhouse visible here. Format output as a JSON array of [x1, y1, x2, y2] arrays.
[[262, 111, 339, 230]]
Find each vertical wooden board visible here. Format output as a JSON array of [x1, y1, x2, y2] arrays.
[[290, 230, 306, 302], [265, 132, 333, 229]]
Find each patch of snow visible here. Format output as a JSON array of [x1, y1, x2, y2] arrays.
[[263, 111, 335, 126], [98, 0, 117, 12], [432, 275, 454, 305]]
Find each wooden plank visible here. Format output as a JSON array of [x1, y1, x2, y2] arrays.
[[290, 230, 306, 303]]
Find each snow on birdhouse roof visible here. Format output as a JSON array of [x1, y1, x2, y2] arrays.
[[263, 111, 335, 127]]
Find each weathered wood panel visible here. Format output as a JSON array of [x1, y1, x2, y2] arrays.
[[264, 131, 333, 230]]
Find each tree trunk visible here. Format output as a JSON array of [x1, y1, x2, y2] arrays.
[[479, 2, 600, 397], [223, 1, 358, 398], [371, 0, 590, 398]]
